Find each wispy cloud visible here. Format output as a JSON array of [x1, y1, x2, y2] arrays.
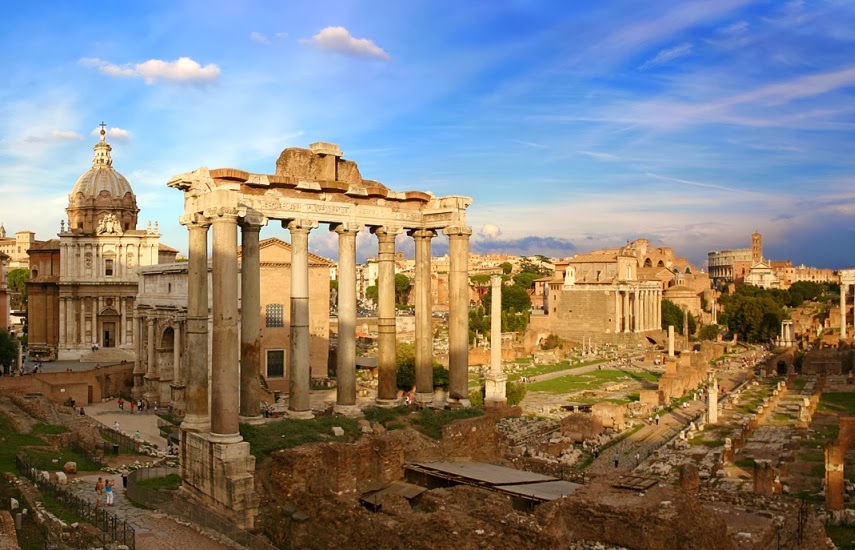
[[579, 150, 622, 162], [80, 57, 221, 84], [23, 130, 82, 143], [90, 126, 130, 141], [250, 32, 270, 45], [300, 26, 391, 60], [640, 42, 693, 69]]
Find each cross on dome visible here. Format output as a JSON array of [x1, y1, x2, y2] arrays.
[[93, 122, 112, 167]]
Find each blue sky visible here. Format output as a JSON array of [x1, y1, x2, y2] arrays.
[[1, 0, 854, 268]]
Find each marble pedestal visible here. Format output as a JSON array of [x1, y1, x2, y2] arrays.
[[484, 374, 508, 406]]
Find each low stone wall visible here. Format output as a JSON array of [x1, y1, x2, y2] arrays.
[[0, 363, 133, 405]]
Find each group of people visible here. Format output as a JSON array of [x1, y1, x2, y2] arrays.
[[117, 397, 158, 413], [94, 467, 130, 507]]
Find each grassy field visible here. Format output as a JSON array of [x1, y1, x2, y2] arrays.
[[526, 369, 659, 394], [137, 473, 182, 491], [240, 416, 362, 458], [0, 412, 51, 473], [506, 359, 608, 382], [410, 408, 484, 439], [819, 393, 855, 414]]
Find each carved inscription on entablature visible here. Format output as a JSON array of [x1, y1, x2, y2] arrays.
[[245, 196, 424, 224]]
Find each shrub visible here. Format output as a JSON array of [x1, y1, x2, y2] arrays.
[[506, 381, 527, 406], [469, 386, 484, 408]]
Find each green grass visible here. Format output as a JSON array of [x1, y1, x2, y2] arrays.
[[25, 448, 102, 472], [819, 393, 855, 414], [734, 457, 755, 468], [828, 524, 855, 548], [137, 473, 182, 491], [40, 493, 83, 523], [410, 408, 484, 439], [689, 436, 725, 448], [0, 412, 50, 473], [240, 416, 362, 458], [31, 423, 70, 435], [526, 369, 656, 394], [362, 406, 412, 425], [156, 412, 181, 426], [0, 471, 47, 549], [792, 378, 808, 391], [507, 359, 608, 382]]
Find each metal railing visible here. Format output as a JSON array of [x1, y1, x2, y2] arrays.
[[128, 467, 278, 550], [98, 425, 149, 454], [16, 454, 135, 550]]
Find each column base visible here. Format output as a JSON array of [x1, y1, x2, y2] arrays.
[[238, 415, 265, 426], [181, 414, 210, 433], [333, 404, 361, 417], [286, 409, 315, 420], [208, 432, 244, 444], [375, 397, 402, 408], [446, 398, 472, 408], [415, 392, 434, 406]]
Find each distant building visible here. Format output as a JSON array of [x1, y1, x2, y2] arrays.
[[0, 228, 39, 271], [708, 232, 762, 287], [26, 126, 177, 361]]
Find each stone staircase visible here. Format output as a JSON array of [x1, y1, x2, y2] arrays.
[[78, 348, 135, 364]]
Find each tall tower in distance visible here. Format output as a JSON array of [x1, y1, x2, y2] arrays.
[[751, 232, 763, 264]]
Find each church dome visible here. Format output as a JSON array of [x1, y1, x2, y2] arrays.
[[66, 124, 139, 234]]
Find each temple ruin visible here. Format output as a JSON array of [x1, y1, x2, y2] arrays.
[[166, 142, 472, 528]]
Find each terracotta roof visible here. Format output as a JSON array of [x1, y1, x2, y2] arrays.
[[242, 237, 335, 266], [28, 239, 60, 251], [566, 252, 618, 263], [158, 243, 179, 253]]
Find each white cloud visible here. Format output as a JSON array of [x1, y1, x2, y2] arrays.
[[720, 20, 749, 34], [23, 130, 83, 143], [90, 126, 131, 141], [480, 224, 502, 238], [300, 26, 391, 60], [81, 57, 221, 84], [640, 42, 693, 69], [250, 32, 270, 45]]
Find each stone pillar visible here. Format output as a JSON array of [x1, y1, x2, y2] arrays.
[[841, 286, 847, 339], [633, 288, 640, 333], [679, 462, 699, 493], [753, 460, 775, 494], [132, 311, 144, 399], [446, 226, 472, 405], [239, 217, 264, 423], [287, 219, 315, 418], [58, 298, 66, 347], [334, 223, 360, 414], [708, 373, 718, 424], [668, 325, 675, 358], [374, 226, 400, 405], [144, 317, 158, 401], [71, 299, 78, 346], [485, 275, 507, 406], [182, 217, 210, 431], [614, 291, 620, 333], [411, 229, 436, 405], [826, 441, 845, 511], [173, 325, 181, 384], [209, 209, 242, 441], [622, 291, 630, 333]]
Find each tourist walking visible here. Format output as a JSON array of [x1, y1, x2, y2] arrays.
[[118, 397, 124, 410], [121, 466, 129, 489], [113, 421, 120, 432], [613, 452, 619, 469], [654, 414, 660, 426], [105, 479, 114, 506], [95, 477, 104, 507], [635, 452, 641, 466], [129, 400, 135, 413]]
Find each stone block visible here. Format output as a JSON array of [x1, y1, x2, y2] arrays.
[[63, 461, 77, 474], [331, 426, 345, 437], [55, 471, 67, 485]]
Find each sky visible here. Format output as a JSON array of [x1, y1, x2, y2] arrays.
[[1, 0, 854, 269]]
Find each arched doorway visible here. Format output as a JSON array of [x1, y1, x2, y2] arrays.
[[99, 307, 121, 348], [776, 361, 788, 375]]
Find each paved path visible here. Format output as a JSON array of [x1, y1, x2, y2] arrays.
[[85, 400, 168, 450]]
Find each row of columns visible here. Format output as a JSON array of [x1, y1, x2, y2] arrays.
[[613, 287, 661, 333], [58, 295, 133, 348], [180, 209, 472, 440], [841, 283, 854, 339]]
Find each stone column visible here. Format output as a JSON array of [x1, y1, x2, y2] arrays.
[[411, 229, 436, 405], [708, 373, 718, 424], [287, 219, 315, 418], [446, 226, 472, 405], [239, 217, 264, 423], [92, 298, 99, 347], [484, 274, 507, 406], [841, 285, 847, 339], [668, 325, 675, 358], [334, 223, 360, 415], [119, 296, 126, 346], [753, 460, 775, 494], [58, 298, 66, 347], [614, 291, 620, 333], [210, 209, 241, 440], [71, 299, 78, 345], [132, 310, 144, 399], [679, 462, 699, 493], [373, 226, 400, 405], [173, 323, 182, 384], [826, 441, 845, 511], [144, 318, 158, 401], [622, 290, 630, 333], [182, 217, 210, 431], [633, 288, 640, 333]]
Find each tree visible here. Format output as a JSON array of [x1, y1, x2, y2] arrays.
[[787, 281, 822, 307], [720, 288, 786, 343], [698, 324, 721, 341], [365, 285, 378, 301], [395, 342, 444, 390], [394, 273, 411, 306], [660, 300, 696, 335], [7, 268, 28, 309], [500, 262, 512, 275], [0, 330, 17, 373], [513, 271, 540, 290]]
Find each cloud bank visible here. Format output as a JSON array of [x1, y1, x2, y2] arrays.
[[81, 57, 221, 84]]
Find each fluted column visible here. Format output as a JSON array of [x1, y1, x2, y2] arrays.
[[446, 226, 472, 405], [334, 223, 361, 414], [374, 226, 400, 405], [287, 219, 316, 418], [144, 317, 158, 401], [633, 288, 640, 333], [239, 216, 265, 422], [210, 208, 241, 440], [411, 229, 436, 405], [841, 285, 847, 339], [182, 216, 210, 431], [614, 290, 620, 332], [622, 290, 630, 333]]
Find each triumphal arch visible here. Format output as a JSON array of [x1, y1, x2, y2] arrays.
[[167, 142, 472, 528]]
